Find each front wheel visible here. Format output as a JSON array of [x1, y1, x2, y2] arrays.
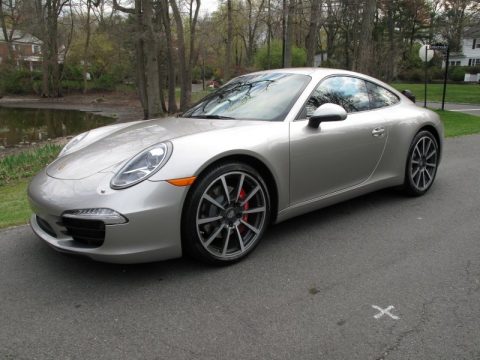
[[182, 163, 271, 264], [403, 130, 439, 196]]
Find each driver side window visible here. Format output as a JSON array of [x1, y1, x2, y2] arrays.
[[305, 76, 370, 117]]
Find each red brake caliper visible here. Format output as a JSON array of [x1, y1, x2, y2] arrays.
[[238, 189, 249, 233]]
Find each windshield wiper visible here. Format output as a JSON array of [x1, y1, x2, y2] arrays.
[[189, 115, 236, 120]]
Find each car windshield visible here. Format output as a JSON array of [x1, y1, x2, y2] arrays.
[[182, 73, 311, 121]]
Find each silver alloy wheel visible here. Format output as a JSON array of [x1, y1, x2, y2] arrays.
[[409, 135, 438, 192], [195, 171, 267, 259]]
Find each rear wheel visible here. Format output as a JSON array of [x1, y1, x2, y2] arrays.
[[182, 163, 270, 264], [403, 131, 439, 196]]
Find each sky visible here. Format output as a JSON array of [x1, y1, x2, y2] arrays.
[[200, 0, 220, 14]]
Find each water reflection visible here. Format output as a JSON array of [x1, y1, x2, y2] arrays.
[[0, 107, 115, 147]]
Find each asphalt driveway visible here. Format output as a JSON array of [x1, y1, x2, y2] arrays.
[[1, 134, 480, 360]]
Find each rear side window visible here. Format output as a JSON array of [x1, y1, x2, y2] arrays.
[[366, 82, 400, 109], [306, 76, 370, 116]]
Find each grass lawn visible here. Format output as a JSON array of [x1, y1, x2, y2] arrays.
[[0, 179, 31, 228], [0, 110, 479, 230], [436, 110, 480, 137], [391, 83, 480, 104]]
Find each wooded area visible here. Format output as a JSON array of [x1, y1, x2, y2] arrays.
[[1, 0, 479, 118]]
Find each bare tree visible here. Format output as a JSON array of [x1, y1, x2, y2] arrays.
[[306, 0, 321, 66], [113, 0, 163, 118], [356, 0, 376, 74], [225, 0, 232, 79]]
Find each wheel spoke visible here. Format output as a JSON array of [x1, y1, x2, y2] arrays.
[[414, 146, 422, 158], [220, 176, 230, 203], [204, 224, 225, 247], [426, 161, 437, 168], [222, 228, 232, 256], [425, 139, 432, 155], [235, 225, 245, 252], [197, 215, 223, 225], [412, 167, 420, 179], [411, 159, 420, 165], [424, 168, 432, 182], [240, 219, 260, 234], [421, 171, 426, 188], [240, 185, 260, 206], [422, 137, 426, 155], [235, 174, 245, 202], [426, 150, 436, 160], [242, 206, 266, 215], [202, 194, 225, 210]]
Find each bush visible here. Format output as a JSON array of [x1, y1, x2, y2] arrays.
[[0, 67, 40, 95], [449, 67, 466, 82], [62, 64, 84, 81], [397, 68, 425, 82]]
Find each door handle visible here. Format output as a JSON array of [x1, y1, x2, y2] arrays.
[[372, 127, 385, 137]]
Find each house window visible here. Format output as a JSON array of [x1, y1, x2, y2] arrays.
[[32, 45, 40, 54], [473, 39, 477, 49], [476, 59, 480, 65], [456, 61, 461, 66]]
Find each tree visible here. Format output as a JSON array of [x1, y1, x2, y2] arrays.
[[306, 0, 321, 66], [112, 0, 163, 118]]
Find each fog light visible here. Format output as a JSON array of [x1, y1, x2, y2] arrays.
[[62, 208, 128, 225]]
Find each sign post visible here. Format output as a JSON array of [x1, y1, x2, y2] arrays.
[[419, 45, 434, 108], [429, 44, 450, 111]]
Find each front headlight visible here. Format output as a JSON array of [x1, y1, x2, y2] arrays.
[[58, 131, 90, 157], [110, 142, 172, 189]]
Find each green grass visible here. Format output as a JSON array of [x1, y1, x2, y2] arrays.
[[391, 83, 480, 104], [436, 110, 480, 137], [0, 144, 62, 186], [0, 144, 61, 228], [0, 179, 31, 228]]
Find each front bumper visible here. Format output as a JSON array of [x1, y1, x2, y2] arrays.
[[28, 170, 187, 263]]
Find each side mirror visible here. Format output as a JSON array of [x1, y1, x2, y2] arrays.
[[401, 89, 416, 103], [308, 103, 347, 129]]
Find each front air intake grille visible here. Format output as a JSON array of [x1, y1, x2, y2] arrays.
[[36, 216, 57, 238], [62, 217, 105, 247]]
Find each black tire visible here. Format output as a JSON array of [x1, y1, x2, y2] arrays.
[[182, 162, 271, 265], [403, 130, 439, 196]]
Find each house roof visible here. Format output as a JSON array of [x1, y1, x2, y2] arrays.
[[464, 26, 480, 39], [0, 30, 42, 44]]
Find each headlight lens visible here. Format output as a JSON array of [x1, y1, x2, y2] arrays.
[[110, 142, 172, 189], [58, 131, 90, 157]]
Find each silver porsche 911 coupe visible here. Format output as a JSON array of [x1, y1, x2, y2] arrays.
[[28, 68, 443, 264]]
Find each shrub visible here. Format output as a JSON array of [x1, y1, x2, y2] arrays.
[[0, 67, 40, 94], [449, 67, 466, 82]]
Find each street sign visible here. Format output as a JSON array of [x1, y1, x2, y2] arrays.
[[429, 45, 448, 51]]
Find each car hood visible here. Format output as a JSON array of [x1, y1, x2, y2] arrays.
[[46, 117, 248, 180]]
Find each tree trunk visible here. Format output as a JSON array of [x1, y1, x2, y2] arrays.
[[356, 0, 376, 75], [306, 0, 321, 66], [159, 0, 177, 113], [225, 0, 233, 80], [284, 0, 295, 67], [82, 0, 92, 94], [170, 0, 189, 111], [142, 0, 163, 118], [0, 0, 14, 62]]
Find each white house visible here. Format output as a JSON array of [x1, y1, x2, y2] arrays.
[[448, 26, 480, 67]]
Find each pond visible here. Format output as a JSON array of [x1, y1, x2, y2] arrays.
[[0, 107, 115, 148]]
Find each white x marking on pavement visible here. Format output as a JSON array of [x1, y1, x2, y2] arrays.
[[372, 305, 400, 320]]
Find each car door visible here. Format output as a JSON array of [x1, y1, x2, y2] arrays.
[[289, 75, 388, 205]]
